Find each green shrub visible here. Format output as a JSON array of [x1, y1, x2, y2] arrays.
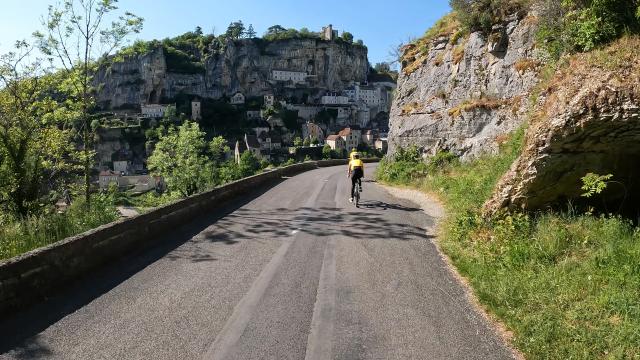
[[0, 195, 119, 260], [449, 0, 528, 32], [537, 0, 640, 59]]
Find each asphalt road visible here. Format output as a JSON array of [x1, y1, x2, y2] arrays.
[[0, 164, 515, 360]]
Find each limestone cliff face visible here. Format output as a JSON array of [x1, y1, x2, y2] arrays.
[[387, 13, 539, 159], [95, 38, 369, 109], [484, 39, 640, 213]]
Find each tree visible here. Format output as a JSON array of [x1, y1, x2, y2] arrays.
[[342, 32, 354, 43], [374, 62, 391, 73], [238, 151, 260, 178], [226, 21, 245, 40], [245, 24, 257, 38], [267, 25, 286, 35], [0, 42, 79, 216], [194, 26, 203, 36], [322, 144, 332, 159], [356, 39, 364, 46], [311, 137, 319, 146], [37, 0, 143, 207], [303, 138, 311, 147], [148, 122, 212, 197], [209, 136, 230, 166], [293, 137, 303, 147]]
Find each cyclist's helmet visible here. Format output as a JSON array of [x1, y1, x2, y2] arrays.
[[353, 153, 361, 159]]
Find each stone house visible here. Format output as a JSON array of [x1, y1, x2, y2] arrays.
[[302, 122, 325, 142], [338, 126, 362, 152], [141, 104, 170, 118], [271, 70, 307, 84], [264, 94, 275, 107], [191, 100, 201, 121], [113, 160, 129, 175], [326, 135, 346, 153], [99, 170, 124, 190], [362, 129, 377, 146], [230, 92, 246, 105], [375, 138, 388, 153], [321, 94, 350, 105]]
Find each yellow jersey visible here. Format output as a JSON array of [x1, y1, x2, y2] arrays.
[[349, 159, 364, 170]]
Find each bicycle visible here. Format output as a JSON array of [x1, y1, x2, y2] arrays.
[[353, 181, 361, 207]]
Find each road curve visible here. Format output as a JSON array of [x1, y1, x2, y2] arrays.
[[0, 164, 514, 360]]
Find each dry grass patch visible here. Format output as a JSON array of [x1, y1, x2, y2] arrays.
[[448, 97, 512, 117], [514, 58, 541, 74], [401, 12, 462, 75], [401, 101, 423, 116], [453, 45, 465, 65]]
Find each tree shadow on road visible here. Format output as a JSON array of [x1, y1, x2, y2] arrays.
[[0, 178, 434, 358], [0, 181, 279, 358]]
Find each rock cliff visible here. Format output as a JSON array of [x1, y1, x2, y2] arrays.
[[387, 13, 539, 159], [484, 38, 640, 213], [95, 38, 369, 109]]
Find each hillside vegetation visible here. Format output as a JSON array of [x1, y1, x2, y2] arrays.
[[401, 0, 640, 74]]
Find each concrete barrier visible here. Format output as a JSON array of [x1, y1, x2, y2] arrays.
[[0, 160, 378, 316]]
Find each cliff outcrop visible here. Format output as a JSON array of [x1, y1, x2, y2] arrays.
[[484, 37, 640, 213], [95, 38, 369, 109], [387, 13, 539, 159]]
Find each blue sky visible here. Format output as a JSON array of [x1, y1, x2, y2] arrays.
[[0, 0, 450, 66]]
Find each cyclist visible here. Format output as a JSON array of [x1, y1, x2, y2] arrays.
[[349, 148, 358, 161], [348, 153, 364, 203]]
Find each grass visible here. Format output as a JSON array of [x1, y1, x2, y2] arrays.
[[0, 196, 119, 261], [514, 58, 541, 74], [401, 12, 463, 75], [448, 97, 512, 118], [376, 128, 640, 359], [401, 101, 423, 116]]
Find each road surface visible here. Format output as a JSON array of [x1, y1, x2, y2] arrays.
[[0, 165, 514, 359]]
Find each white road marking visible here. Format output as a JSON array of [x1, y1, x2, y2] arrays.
[[202, 237, 295, 360], [304, 237, 337, 360]]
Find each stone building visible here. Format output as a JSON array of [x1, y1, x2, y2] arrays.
[[141, 104, 170, 118], [375, 138, 388, 153], [338, 126, 362, 151], [230, 92, 246, 105], [321, 24, 339, 41], [321, 94, 350, 105], [264, 94, 275, 107], [302, 122, 325, 142], [191, 100, 201, 121], [271, 70, 307, 84], [326, 135, 346, 153]]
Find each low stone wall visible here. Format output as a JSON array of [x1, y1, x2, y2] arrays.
[[0, 160, 377, 316]]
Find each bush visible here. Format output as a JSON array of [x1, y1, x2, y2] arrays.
[[0, 195, 119, 260], [537, 0, 640, 59], [449, 0, 528, 33]]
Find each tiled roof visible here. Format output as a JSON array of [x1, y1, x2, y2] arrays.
[[326, 135, 341, 141]]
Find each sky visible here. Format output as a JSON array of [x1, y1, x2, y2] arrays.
[[0, 0, 451, 66]]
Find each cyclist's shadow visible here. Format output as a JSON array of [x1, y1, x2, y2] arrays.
[[357, 200, 421, 212]]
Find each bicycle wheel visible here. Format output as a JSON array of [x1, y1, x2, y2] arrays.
[[354, 185, 360, 207]]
